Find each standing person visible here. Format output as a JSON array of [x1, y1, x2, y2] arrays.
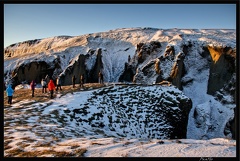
[[41, 78, 47, 93], [98, 71, 103, 84], [56, 76, 62, 91], [6, 84, 14, 104], [45, 74, 50, 84], [48, 79, 55, 99], [80, 74, 84, 88], [72, 75, 76, 88], [30, 80, 36, 97], [128, 55, 131, 63]]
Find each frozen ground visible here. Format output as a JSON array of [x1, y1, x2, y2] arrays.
[[4, 86, 236, 157]]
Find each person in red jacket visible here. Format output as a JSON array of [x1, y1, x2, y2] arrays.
[[48, 79, 55, 99]]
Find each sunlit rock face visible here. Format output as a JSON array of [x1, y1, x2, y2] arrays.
[[207, 46, 236, 95]]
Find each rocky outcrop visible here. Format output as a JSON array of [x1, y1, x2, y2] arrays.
[[60, 48, 103, 85], [136, 41, 161, 64], [59, 48, 104, 85], [166, 52, 185, 90], [60, 54, 88, 85], [128, 44, 186, 89], [207, 46, 236, 95], [66, 85, 192, 139], [88, 48, 104, 83], [120, 43, 236, 97], [118, 63, 135, 82], [10, 61, 54, 88]]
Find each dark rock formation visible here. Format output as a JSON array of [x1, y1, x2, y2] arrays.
[[67, 85, 192, 139], [168, 53, 186, 90], [119, 63, 135, 82], [11, 61, 54, 87], [60, 54, 88, 85], [88, 48, 104, 83], [207, 46, 236, 95], [58, 48, 104, 85]]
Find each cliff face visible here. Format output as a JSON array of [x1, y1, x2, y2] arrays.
[[4, 28, 236, 139], [207, 46, 236, 95]]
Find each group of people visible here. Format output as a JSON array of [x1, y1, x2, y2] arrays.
[[6, 71, 105, 105], [72, 74, 85, 88], [29, 76, 61, 99], [72, 71, 103, 86]]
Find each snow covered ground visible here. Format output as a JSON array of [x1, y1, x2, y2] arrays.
[[4, 86, 236, 157]]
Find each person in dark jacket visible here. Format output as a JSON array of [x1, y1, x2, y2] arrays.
[[45, 74, 50, 84], [72, 75, 76, 88], [80, 74, 84, 88], [56, 77, 62, 91], [48, 79, 55, 99], [6, 84, 14, 104], [30, 80, 36, 97], [98, 71, 103, 84]]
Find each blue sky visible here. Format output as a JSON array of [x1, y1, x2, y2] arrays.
[[4, 4, 236, 48]]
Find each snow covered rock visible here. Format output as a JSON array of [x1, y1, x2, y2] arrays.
[[58, 84, 192, 139]]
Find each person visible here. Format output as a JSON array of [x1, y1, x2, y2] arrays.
[[45, 74, 50, 84], [41, 78, 47, 93], [80, 74, 84, 88], [56, 77, 62, 91], [30, 80, 36, 97], [98, 71, 103, 84], [6, 84, 14, 104], [128, 55, 131, 63], [72, 75, 76, 88], [48, 79, 55, 99]]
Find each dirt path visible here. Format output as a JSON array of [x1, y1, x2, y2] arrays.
[[4, 83, 106, 108]]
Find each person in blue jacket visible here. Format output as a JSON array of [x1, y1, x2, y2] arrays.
[[6, 84, 14, 104]]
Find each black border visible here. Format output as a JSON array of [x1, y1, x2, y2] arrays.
[[1, 0, 239, 161]]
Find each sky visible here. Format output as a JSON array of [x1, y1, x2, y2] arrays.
[[4, 3, 237, 48]]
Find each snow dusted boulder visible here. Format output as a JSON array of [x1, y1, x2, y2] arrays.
[[68, 84, 192, 139]]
